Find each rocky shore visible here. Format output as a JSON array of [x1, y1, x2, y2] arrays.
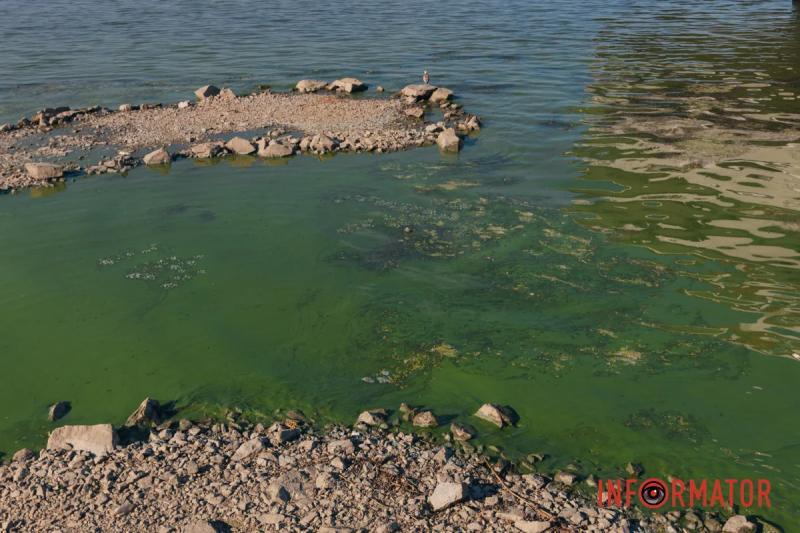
[[0, 78, 480, 192], [0, 400, 766, 533]]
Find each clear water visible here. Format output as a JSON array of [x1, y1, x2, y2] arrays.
[[1, 0, 799, 525]]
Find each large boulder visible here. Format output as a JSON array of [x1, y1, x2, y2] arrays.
[[125, 397, 162, 427], [47, 424, 117, 456], [225, 137, 256, 155], [329, 78, 367, 93], [473, 403, 518, 428], [428, 482, 466, 511], [295, 79, 328, 93], [143, 148, 171, 166], [310, 134, 337, 153], [723, 516, 756, 533], [194, 85, 221, 100], [401, 84, 437, 100], [436, 128, 462, 153], [24, 163, 63, 180]]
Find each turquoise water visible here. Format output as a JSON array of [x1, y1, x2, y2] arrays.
[[1, 0, 799, 526]]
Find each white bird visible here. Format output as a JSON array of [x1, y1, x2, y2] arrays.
[[422, 70, 430, 84]]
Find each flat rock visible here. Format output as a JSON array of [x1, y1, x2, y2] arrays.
[[329, 77, 367, 93], [47, 424, 117, 456], [723, 516, 756, 533], [514, 520, 553, 533], [436, 128, 462, 153], [295, 79, 328, 93], [225, 136, 256, 155], [24, 162, 63, 180], [429, 482, 466, 511], [48, 401, 70, 422], [401, 84, 437, 100], [194, 85, 221, 100], [143, 148, 171, 166]]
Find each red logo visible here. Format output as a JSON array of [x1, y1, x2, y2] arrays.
[[597, 478, 771, 509]]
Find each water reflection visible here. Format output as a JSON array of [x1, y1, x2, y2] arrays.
[[573, 3, 800, 357]]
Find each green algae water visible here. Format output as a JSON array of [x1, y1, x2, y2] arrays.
[[1, 0, 799, 526]]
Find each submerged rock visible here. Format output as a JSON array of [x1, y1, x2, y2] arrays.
[[429, 482, 466, 511], [48, 401, 71, 422], [295, 79, 328, 93], [450, 423, 477, 442], [436, 128, 462, 153], [143, 148, 171, 165], [473, 403, 518, 428], [194, 85, 221, 100], [24, 162, 63, 180], [47, 424, 117, 456]]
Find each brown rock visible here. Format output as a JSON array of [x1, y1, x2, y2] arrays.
[[295, 79, 328, 93], [47, 401, 70, 422], [190, 142, 223, 159], [194, 85, 221, 100], [329, 78, 367, 93], [46, 424, 117, 456], [412, 411, 438, 428], [12, 448, 36, 462], [436, 128, 462, 153], [225, 136, 256, 155], [405, 107, 425, 119], [450, 423, 476, 441], [143, 148, 171, 166], [430, 88, 454, 103], [125, 397, 162, 427], [260, 142, 294, 158], [401, 84, 437, 100], [24, 162, 64, 180], [473, 403, 518, 428], [356, 409, 388, 427]]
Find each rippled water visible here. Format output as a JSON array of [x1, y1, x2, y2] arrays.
[[1, 0, 799, 525]]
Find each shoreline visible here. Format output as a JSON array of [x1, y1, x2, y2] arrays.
[[0, 78, 480, 193], [0, 399, 769, 533]]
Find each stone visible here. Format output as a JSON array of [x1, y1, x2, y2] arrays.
[[143, 148, 171, 166], [177, 100, 191, 109], [268, 422, 301, 444], [190, 142, 223, 158], [327, 438, 355, 455], [231, 438, 265, 461], [125, 397, 162, 426], [218, 88, 236, 99], [722, 516, 756, 533], [225, 136, 256, 155], [24, 162, 64, 180], [375, 86, 385, 93], [295, 79, 328, 93], [430, 88, 454, 103], [310, 134, 337, 152], [48, 401, 70, 422], [329, 77, 367, 93], [554, 471, 577, 486], [473, 403, 518, 427], [401, 84, 437, 100], [514, 520, 552, 533], [194, 85, 221, 100], [356, 409, 388, 427], [268, 482, 291, 503], [436, 128, 462, 153], [405, 107, 425, 119], [260, 142, 294, 158], [450, 423, 477, 442], [625, 462, 644, 477], [412, 411, 438, 428], [12, 448, 35, 462], [429, 482, 466, 511], [47, 424, 117, 456], [183, 520, 219, 533], [118, 103, 133, 112]]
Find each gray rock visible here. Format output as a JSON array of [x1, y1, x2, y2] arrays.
[[225, 136, 256, 155], [722, 515, 756, 533], [47, 424, 117, 456], [231, 438, 265, 462], [48, 401, 70, 422], [24, 163, 64, 180], [295, 79, 328, 93], [429, 482, 467, 511], [436, 128, 462, 153], [125, 397, 162, 426], [143, 148, 171, 166], [194, 85, 221, 100]]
